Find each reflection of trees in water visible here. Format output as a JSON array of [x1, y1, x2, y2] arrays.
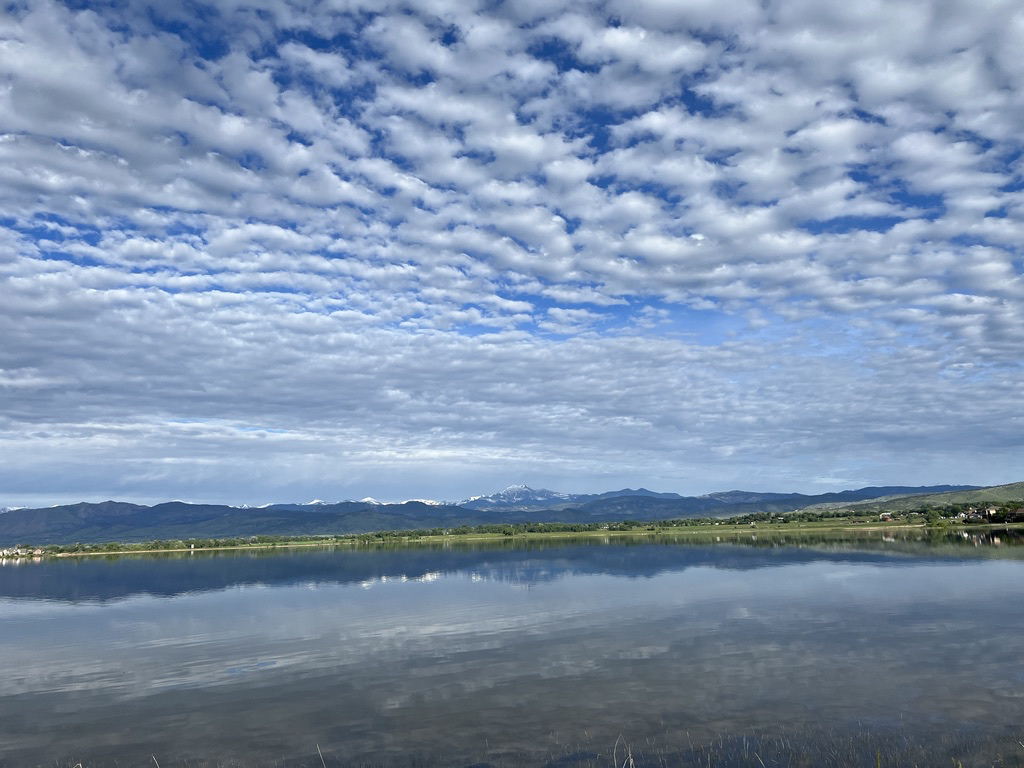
[[471, 724, 1024, 768]]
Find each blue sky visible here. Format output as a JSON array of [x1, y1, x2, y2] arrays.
[[1, 0, 1022, 506]]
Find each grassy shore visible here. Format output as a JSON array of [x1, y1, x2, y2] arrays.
[[31, 516, 1024, 559]]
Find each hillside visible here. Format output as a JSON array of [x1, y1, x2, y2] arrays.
[[0, 482, 1003, 547], [0, 501, 478, 546], [809, 481, 1024, 514]]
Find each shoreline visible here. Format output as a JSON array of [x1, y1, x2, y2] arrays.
[[30, 519, 1024, 559]]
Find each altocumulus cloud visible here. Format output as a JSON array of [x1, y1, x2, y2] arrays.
[[0, 0, 1022, 506]]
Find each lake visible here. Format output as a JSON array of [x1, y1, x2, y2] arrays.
[[1, 531, 1023, 767]]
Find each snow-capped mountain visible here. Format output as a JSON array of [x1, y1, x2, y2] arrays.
[[258, 496, 428, 509], [459, 484, 578, 510]]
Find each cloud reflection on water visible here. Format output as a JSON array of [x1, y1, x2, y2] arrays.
[[1, 540, 1023, 765]]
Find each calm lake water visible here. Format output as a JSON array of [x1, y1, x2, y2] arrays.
[[2, 532, 1024, 767]]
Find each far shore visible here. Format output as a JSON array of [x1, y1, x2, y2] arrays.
[[28, 518, 1023, 559]]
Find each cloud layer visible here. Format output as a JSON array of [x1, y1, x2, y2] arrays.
[[1, 0, 1022, 505]]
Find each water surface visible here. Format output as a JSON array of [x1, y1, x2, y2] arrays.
[[1, 533, 1023, 767]]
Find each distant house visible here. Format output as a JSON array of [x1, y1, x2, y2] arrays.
[[0, 547, 43, 559]]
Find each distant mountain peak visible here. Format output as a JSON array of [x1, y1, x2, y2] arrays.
[[599, 488, 683, 500], [459, 485, 575, 509]]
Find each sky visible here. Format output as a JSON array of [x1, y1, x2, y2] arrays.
[[1, 0, 1022, 508]]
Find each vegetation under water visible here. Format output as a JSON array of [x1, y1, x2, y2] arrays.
[[51, 725, 1024, 768]]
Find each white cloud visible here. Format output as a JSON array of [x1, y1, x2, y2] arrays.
[[0, 0, 1021, 505]]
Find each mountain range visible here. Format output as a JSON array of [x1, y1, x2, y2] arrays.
[[0, 482, 1003, 547]]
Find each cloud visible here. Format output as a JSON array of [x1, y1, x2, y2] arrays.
[[0, 0, 1021, 505]]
